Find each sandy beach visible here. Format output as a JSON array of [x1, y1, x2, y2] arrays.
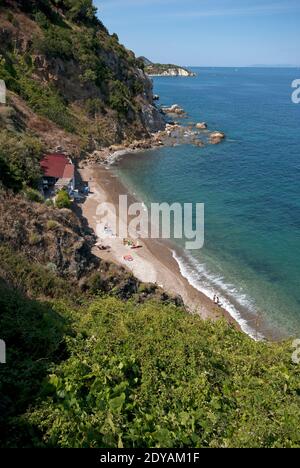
[[77, 162, 239, 327]]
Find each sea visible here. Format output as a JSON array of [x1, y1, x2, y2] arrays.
[[112, 67, 300, 339]]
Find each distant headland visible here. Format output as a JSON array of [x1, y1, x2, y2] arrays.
[[139, 56, 196, 77]]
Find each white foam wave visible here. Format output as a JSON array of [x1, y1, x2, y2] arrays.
[[172, 250, 265, 341]]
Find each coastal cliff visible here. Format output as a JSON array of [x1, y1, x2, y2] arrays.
[[0, 0, 165, 152], [139, 56, 196, 77]]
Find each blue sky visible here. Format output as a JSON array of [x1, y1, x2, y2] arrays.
[[94, 0, 300, 67]]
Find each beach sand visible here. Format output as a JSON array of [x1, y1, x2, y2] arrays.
[[77, 163, 239, 327]]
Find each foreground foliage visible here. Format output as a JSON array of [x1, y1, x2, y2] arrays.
[[0, 249, 299, 448]]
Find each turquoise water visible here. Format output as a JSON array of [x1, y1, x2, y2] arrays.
[[113, 68, 300, 339]]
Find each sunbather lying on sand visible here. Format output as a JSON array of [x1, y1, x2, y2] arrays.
[[124, 255, 134, 262]]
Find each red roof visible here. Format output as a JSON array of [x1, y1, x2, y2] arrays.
[[40, 154, 74, 179]]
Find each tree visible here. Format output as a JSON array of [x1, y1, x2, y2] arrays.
[[66, 0, 97, 24], [0, 131, 43, 191]]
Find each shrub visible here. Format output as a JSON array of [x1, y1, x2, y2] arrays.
[[84, 98, 104, 117], [0, 131, 43, 191], [109, 80, 131, 115], [28, 233, 42, 245], [79, 69, 97, 84], [24, 187, 44, 203], [35, 26, 73, 59], [6, 11, 14, 23], [55, 189, 71, 209], [45, 199, 54, 207], [46, 220, 59, 230], [34, 11, 51, 30], [65, 0, 98, 24], [0, 54, 20, 94]]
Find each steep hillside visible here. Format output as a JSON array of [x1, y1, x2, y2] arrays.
[[0, 191, 98, 278], [0, 0, 165, 152]]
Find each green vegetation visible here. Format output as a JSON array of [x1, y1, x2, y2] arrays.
[[0, 246, 299, 448], [0, 130, 43, 191], [17, 68, 76, 133], [64, 0, 98, 24], [55, 189, 72, 209], [17, 0, 99, 25], [35, 25, 74, 60], [46, 219, 59, 230], [0, 54, 76, 132], [24, 187, 45, 203], [0, 0, 147, 139], [109, 80, 131, 115]]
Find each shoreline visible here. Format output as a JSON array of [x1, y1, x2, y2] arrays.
[[77, 159, 286, 342], [78, 162, 247, 333]]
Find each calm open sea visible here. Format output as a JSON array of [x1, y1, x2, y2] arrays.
[[113, 67, 300, 339]]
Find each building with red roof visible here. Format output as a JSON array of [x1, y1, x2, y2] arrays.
[[40, 153, 75, 193]]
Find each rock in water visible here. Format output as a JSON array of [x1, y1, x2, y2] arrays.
[[162, 104, 186, 116], [209, 131, 226, 144], [196, 122, 208, 130]]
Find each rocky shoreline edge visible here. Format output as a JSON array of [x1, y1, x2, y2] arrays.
[[85, 104, 226, 166]]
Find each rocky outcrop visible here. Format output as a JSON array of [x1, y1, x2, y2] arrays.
[[0, 192, 98, 279], [209, 131, 226, 145], [140, 103, 166, 133], [139, 57, 196, 77], [162, 104, 186, 116], [196, 122, 208, 130], [150, 67, 195, 77]]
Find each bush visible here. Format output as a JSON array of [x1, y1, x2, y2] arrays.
[[0, 131, 43, 191], [0, 54, 21, 94], [109, 80, 131, 115], [65, 0, 98, 24], [34, 11, 51, 30], [24, 187, 44, 203], [79, 69, 97, 84], [84, 98, 104, 117], [45, 199, 54, 207], [55, 189, 71, 209], [46, 220, 59, 230], [28, 233, 42, 245], [35, 26, 73, 59]]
